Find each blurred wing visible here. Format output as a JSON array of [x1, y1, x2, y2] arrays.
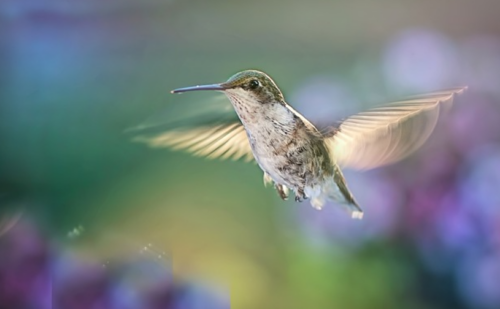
[[134, 121, 254, 162], [131, 94, 254, 162], [328, 87, 466, 170]]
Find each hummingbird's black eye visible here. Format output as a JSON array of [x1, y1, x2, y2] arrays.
[[249, 79, 260, 90]]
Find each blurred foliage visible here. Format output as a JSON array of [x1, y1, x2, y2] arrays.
[[1, 1, 500, 309]]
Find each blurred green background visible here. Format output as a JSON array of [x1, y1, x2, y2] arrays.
[[1, 1, 500, 309]]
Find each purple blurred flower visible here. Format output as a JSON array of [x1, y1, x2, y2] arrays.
[[54, 254, 112, 309], [0, 219, 51, 309], [447, 95, 500, 157], [457, 250, 500, 309], [0, 218, 230, 309]]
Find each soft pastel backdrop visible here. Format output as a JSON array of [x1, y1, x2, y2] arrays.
[[1, 1, 500, 308]]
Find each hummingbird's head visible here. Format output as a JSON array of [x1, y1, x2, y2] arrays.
[[171, 70, 285, 105], [222, 70, 285, 104]]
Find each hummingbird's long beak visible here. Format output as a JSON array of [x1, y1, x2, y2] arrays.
[[171, 83, 226, 94]]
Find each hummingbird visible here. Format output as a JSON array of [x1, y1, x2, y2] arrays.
[[134, 70, 466, 219]]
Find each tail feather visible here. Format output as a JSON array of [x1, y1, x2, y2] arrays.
[[349, 203, 364, 219], [333, 165, 363, 219], [310, 195, 363, 219], [307, 174, 364, 219]]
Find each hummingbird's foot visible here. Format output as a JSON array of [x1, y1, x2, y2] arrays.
[[275, 184, 289, 200], [294, 188, 307, 202]]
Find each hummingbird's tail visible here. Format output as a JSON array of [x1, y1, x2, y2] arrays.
[[306, 167, 363, 219], [334, 171, 363, 219], [344, 201, 364, 219], [310, 195, 363, 219]]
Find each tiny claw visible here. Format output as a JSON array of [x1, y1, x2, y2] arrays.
[[294, 188, 307, 202]]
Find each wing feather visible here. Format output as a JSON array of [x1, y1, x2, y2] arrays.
[[329, 87, 466, 170], [131, 94, 254, 162], [133, 122, 254, 162]]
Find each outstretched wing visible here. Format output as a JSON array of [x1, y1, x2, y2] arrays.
[[131, 94, 254, 162], [134, 121, 253, 161], [328, 87, 467, 170]]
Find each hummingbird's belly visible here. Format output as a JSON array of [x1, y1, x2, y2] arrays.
[[245, 118, 331, 192], [252, 141, 325, 191], [255, 154, 298, 187]]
